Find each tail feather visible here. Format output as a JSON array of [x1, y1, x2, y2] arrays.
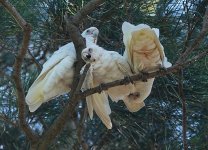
[[26, 78, 45, 112], [86, 96, 94, 119], [27, 101, 43, 112], [83, 66, 112, 129], [162, 56, 172, 68], [92, 92, 112, 129]]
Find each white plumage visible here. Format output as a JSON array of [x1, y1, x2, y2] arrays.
[[26, 27, 99, 112], [122, 21, 172, 111]]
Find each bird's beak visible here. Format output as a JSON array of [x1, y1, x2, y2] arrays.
[[91, 29, 98, 37], [82, 52, 92, 62]]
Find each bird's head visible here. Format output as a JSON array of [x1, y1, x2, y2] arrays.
[[81, 44, 103, 63], [81, 27, 99, 44]]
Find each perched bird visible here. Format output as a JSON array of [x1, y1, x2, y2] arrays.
[[121, 21, 172, 111], [81, 44, 139, 129], [26, 27, 99, 112]]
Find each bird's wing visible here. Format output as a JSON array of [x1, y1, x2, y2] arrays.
[[122, 22, 172, 73], [26, 27, 99, 112], [82, 66, 94, 119], [91, 91, 112, 129], [26, 55, 75, 112], [30, 43, 76, 88], [112, 52, 133, 76], [82, 66, 112, 129], [40, 43, 75, 78]]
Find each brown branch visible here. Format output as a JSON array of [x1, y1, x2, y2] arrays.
[[77, 102, 88, 150], [176, 7, 208, 63], [0, 0, 27, 28], [0, 114, 17, 127], [178, 70, 188, 150], [0, 0, 38, 143], [27, 48, 42, 71], [78, 49, 208, 99], [64, 16, 86, 62], [71, 0, 104, 25]]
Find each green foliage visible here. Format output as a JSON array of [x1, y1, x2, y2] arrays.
[[0, 0, 208, 149]]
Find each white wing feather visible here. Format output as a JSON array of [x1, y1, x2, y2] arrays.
[[82, 65, 112, 129], [26, 27, 99, 112]]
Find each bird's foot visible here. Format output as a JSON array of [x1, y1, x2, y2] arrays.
[[128, 92, 140, 100], [98, 83, 105, 93], [139, 71, 148, 82], [124, 76, 134, 85]]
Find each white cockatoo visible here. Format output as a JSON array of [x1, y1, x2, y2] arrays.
[[26, 27, 99, 112], [121, 21, 172, 111], [81, 44, 140, 129]]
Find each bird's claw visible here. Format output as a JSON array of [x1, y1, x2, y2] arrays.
[[98, 83, 105, 93], [124, 76, 134, 84], [128, 92, 140, 100], [139, 71, 148, 82], [159, 66, 167, 71]]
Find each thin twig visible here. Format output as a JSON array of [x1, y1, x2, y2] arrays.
[[177, 7, 208, 63], [178, 70, 188, 150], [27, 48, 42, 71], [71, 0, 104, 25], [0, 114, 18, 127], [77, 102, 88, 150]]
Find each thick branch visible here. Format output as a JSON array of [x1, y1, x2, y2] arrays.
[[37, 1, 104, 149], [38, 64, 90, 149], [177, 7, 208, 63], [0, 0, 38, 143], [64, 20, 86, 63], [0, 0, 27, 28]]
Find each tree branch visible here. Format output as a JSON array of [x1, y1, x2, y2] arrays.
[[27, 48, 42, 71], [37, 62, 90, 149], [0, 0, 27, 28], [0, 0, 38, 143], [178, 70, 188, 150], [176, 7, 208, 63], [71, 0, 104, 25], [77, 102, 88, 150], [39, 37, 90, 149], [0, 114, 17, 127]]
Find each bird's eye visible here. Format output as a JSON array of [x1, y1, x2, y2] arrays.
[[86, 30, 90, 33], [88, 48, 92, 52]]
